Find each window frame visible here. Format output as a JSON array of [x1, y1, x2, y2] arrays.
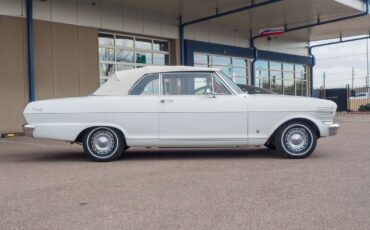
[[129, 71, 236, 96], [160, 71, 233, 96], [128, 73, 160, 96], [212, 73, 233, 95]]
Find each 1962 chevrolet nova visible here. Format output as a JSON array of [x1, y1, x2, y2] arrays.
[[23, 66, 339, 161]]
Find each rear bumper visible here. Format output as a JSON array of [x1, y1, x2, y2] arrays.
[[23, 124, 35, 137], [329, 123, 340, 136]]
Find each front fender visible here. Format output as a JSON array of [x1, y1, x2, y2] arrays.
[[267, 114, 325, 138], [248, 111, 326, 143]]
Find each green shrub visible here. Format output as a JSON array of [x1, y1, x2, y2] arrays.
[[359, 103, 370, 112]]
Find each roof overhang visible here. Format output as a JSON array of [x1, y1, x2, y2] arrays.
[[108, 0, 368, 42]]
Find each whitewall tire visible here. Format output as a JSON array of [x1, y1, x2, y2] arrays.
[[275, 122, 317, 159], [82, 127, 125, 161]]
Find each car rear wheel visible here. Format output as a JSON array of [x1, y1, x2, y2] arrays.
[[83, 127, 125, 161], [275, 122, 317, 159]]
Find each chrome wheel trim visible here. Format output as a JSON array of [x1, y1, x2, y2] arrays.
[[281, 124, 313, 156], [91, 131, 115, 155], [285, 128, 309, 152], [86, 128, 119, 159]]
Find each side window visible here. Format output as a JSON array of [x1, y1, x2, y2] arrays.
[[130, 73, 159, 95], [213, 75, 231, 95], [162, 72, 213, 95], [161, 72, 232, 95]]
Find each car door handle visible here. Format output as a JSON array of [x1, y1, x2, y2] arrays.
[[160, 99, 174, 103]]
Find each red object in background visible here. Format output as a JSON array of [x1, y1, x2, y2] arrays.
[[259, 27, 285, 37]]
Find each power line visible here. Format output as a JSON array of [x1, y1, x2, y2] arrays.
[[315, 71, 368, 77], [317, 52, 368, 61], [323, 75, 368, 79], [323, 78, 367, 82], [317, 76, 367, 82]]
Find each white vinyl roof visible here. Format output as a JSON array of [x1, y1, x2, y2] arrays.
[[93, 66, 219, 96]]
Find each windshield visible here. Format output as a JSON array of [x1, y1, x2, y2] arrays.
[[217, 71, 244, 94]]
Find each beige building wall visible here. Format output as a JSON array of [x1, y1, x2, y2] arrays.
[[34, 20, 99, 99], [170, 39, 181, 65], [34, 20, 54, 99], [78, 27, 100, 95], [0, 15, 99, 133], [0, 15, 28, 133]]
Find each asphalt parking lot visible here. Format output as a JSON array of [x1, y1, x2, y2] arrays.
[[1, 114, 370, 230]]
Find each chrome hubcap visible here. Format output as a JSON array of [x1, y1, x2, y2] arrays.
[[285, 128, 309, 152], [91, 131, 115, 155], [291, 134, 303, 145]]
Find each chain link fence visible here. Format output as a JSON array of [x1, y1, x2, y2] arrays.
[[314, 85, 370, 112]]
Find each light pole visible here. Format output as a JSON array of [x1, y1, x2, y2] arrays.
[[323, 72, 326, 99], [352, 66, 355, 89], [366, 39, 369, 88]]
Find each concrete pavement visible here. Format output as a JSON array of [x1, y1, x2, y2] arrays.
[[1, 114, 370, 230]]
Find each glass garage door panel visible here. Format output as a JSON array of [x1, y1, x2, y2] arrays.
[[211, 55, 231, 66], [255, 60, 308, 96], [98, 32, 170, 85], [194, 52, 250, 86]]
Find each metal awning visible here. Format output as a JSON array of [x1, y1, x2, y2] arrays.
[[309, 14, 370, 40], [108, 0, 367, 41]]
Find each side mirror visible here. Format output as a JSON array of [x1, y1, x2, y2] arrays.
[[205, 88, 216, 98]]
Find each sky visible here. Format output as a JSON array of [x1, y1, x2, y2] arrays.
[[312, 38, 370, 89]]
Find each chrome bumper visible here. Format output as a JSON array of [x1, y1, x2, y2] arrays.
[[23, 124, 35, 137], [329, 123, 340, 136]]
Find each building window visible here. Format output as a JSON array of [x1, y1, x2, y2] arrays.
[[255, 60, 307, 96], [98, 32, 170, 85], [194, 52, 249, 86]]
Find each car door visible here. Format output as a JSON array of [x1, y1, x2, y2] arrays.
[[158, 71, 248, 147], [123, 73, 160, 146]]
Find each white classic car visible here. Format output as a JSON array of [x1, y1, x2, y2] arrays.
[[23, 66, 339, 161]]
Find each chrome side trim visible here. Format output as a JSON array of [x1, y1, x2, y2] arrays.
[[23, 124, 35, 137]]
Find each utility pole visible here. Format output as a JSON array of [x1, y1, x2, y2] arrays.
[[323, 72, 326, 99], [352, 67, 355, 89], [367, 39, 369, 88]]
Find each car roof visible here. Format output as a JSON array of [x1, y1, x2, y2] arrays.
[[93, 66, 219, 96]]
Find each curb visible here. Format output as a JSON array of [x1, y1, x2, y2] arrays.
[[336, 111, 370, 115], [0, 133, 25, 138], [347, 111, 370, 114]]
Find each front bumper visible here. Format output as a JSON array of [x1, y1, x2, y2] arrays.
[[23, 124, 35, 137], [329, 123, 340, 136]]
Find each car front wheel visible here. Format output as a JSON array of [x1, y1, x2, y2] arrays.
[[82, 127, 125, 161], [275, 122, 317, 159], [264, 141, 276, 150]]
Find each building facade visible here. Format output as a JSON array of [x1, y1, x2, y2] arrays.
[[0, 0, 368, 133]]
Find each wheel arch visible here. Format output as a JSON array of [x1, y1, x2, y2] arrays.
[[74, 125, 127, 145], [267, 117, 320, 144]]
